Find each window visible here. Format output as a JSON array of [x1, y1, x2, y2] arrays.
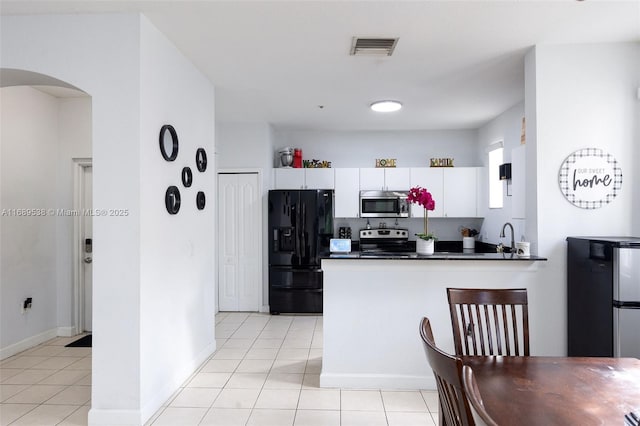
[[488, 143, 504, 209]]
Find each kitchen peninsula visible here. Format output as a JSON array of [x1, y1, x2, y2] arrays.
[[319, 253, 546, 390]]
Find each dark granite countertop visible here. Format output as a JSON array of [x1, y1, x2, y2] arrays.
[[324, 241, 546, 261], [326, 251, 546, 261]]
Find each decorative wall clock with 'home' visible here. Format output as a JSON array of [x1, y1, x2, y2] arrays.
[[558, 148, 622, 209]]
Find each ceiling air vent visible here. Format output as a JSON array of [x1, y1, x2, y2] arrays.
[[350, 37, 399, 56]]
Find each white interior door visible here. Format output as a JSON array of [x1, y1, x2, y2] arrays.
[[218, 173, 261, 311], [82, 166, 93, 331]]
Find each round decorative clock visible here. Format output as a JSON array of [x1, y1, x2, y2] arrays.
[[558, 148, 622, 209], [196, 148, 208, 172], [181, 167, 193, 188], [165, 186, 181, 215], [159, 125, 178, 161], [196, 191, 206, 210]]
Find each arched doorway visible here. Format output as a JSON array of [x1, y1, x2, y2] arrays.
[[1, 68, 93, 353]]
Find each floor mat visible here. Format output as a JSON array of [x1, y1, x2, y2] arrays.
[[65, 334, 92, 347]]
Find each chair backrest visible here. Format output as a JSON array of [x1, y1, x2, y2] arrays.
[[462, 365, 499, 426], [447, 288, 530, 356], [419, 317, 474, 426]]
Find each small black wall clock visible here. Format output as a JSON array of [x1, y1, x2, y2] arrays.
[[196, 148, 208, 172], [196, 191, 206, 210], [181, 167, 193, 188], [165, 186, 181, 215], [159, 125, 179, 161]]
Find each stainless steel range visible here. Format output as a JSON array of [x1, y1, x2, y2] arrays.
[[359, 227, 410, 254]]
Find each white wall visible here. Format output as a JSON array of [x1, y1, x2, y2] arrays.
[[0, 90, 92, 358], [274, 129, 479, 168], [526, 42, 639, 355], [56, 97, 92, 332], [476, 102, 526, 245], [216, 122, 274, 311], [1, 87, 59, 355], [138, 16, 215, 419], [2, 13, 216, 425], [2, 14, 144, 422]]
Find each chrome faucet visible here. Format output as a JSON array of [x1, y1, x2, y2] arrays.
[[500, 222, 515, 252]]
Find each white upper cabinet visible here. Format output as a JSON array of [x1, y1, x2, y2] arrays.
[[409, 168, 444, 218], [274, 168, 334, 189], [334, 168, 360, 218], [410, 167, 480, 217], [359, 168, 410, 191], [305, 168, 335, 189], [359, 168, 385, 190], [274, 168, 305, 189], [443, 167, 478, 217], [274, 166, 483, 218], [384, 168, 411, 191]]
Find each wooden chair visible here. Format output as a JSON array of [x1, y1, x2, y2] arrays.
[[462, 365, 499, 426], [420, 317, 474, 426], [447, 288, 529, 356]]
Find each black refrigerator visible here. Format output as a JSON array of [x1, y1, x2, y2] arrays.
[[268, 189, 333, 314]]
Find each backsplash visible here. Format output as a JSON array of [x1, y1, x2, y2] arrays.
[[333, 217, 484, 242]]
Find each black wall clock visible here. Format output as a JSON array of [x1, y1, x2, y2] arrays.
[[159, 125, 179, 161], [196, 148, 208, 172], [196, 191, 206, 210], [181, 167, 193, 188], [165, 186, 181, 215]]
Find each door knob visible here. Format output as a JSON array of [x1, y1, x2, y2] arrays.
[[84, 257, 92, 264]]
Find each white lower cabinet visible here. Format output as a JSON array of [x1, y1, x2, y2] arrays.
[[334, 168, 360, 218]]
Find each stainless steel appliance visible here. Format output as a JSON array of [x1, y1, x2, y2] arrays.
[[359, 227, 410, 254], [268, 190, 333, 314], [567, 237, 640, 358], [359, 190, 410, 218]]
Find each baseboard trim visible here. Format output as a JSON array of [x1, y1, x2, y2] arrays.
[[57, 326, 76, 337], [88, 342, 216, 425], [0, 328, 58, 360], [319, 372, 436, 391], [140, 341, 216, 423]]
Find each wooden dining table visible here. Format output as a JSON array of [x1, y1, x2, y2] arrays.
[[463, 356, 640, 426]]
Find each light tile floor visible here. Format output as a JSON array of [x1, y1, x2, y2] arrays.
[[1, 313, 439, 425]]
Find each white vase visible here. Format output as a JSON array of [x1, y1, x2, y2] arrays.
[[416, 238, 435, 255]]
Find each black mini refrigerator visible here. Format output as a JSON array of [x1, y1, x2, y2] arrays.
[[567, 237, 640, 358], [268, 190, 333, 314]]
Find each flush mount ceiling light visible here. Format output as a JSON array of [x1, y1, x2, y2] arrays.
[[370, 100, 402, 112]]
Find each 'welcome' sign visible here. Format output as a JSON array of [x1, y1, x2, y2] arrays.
[[559, 148, 622, 209]]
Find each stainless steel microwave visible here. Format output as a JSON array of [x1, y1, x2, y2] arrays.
[[359, 190, 410, 218]]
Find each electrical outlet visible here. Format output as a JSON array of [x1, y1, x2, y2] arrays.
[[22, 297, 32, 313]]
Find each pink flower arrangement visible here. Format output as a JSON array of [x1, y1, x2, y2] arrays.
[[407, 186, 436, 240], [407, 186, 435, 211]]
